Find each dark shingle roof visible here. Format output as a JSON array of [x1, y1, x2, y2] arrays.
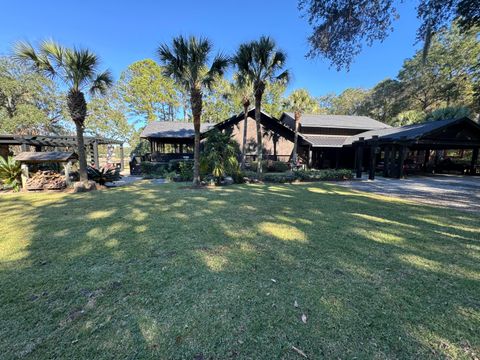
[[301, 135, 350, 148], [14, 151, 78, 163], [140, 122, 215, 139], [343, 117, 477, 145], [283, 113, 390, 130]]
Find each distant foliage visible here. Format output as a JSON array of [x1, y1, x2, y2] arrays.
[[424, 106, 472, 122], [201, 75, 237, 123], [0, 56, 65, 134], [392, 110, 427, 127], [0, 156, 22, 191], [320, 22, 479, 124], [299, 0, 480, 70], [118, 59, 180, 123]]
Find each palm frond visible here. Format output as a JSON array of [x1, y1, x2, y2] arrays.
[[90, 70, 114, 95], [40, 39, 65, 66], [254, 36, 275, 69], [232, 36, 289, 93], [158, 35, 227, 92], [14, 40, 56, 77], [15, 39, 112, 99], [232, 43, 255, 77], [63, 47, 101, 90], [203, 53, 230, 89]]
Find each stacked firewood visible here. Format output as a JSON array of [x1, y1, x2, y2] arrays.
[[26, 170, 66, 190]]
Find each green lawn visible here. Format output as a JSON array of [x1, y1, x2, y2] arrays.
[[1, 182, 479, 359]]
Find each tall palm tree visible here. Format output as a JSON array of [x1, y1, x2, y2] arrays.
[[158, 36, 229, 186], [15, 40, 113, 182], [232, 36, 288, 176], [231, 75, 254, 170], [285, 89, 317, 167]]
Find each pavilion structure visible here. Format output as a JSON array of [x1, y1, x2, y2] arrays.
[[346, 117, 480, 179], [0, 134, 125, 170]]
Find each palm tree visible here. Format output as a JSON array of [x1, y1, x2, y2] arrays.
[[231, 75, 254, 170], [158, 36, 229, 186], [232, 36, 288, 176], [15, 40, 113, 182], [285, 89, 317, 168]]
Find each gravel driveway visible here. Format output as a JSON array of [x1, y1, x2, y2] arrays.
[[336, 174, 480, 212]]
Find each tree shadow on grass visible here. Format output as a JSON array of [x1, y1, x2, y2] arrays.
[[0, 182, 479, 359]]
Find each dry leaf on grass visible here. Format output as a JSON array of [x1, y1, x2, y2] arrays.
[[292, 345, 308, 358]]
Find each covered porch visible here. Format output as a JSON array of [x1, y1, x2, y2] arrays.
[[148, 138, 194, 162], [140, 121, 214, 163], [297, 135, 354, 169], [350, 117, 480, 180]]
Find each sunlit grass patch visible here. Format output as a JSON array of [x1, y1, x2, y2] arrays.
[[258, 222, 307, 242]]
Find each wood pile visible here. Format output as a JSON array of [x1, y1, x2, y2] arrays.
[[26, 170, 66, 191]]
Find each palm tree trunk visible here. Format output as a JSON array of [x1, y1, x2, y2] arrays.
[[193, 119, 201, 186], [240, 103, 249, 170], [75, 121, 88, 182], [190, 88, 202, 186], [292, 111, 300, 168], [67, 89, 88, 182], [254, 94, 263, 176]]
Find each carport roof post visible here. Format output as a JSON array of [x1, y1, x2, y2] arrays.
[[355, 137, 365, 179], [369, 136, 379, 180]]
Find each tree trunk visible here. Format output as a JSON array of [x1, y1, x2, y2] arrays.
[[254, 94, 263, 176], [240, 101, 249, 170], [75, 121, 88, 182], [67, 89, 88, 182], [292, 111, 300, 168], [190, 88, 202, 186]]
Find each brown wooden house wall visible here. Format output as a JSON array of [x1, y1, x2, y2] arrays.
[[223, 116, 294, 159]]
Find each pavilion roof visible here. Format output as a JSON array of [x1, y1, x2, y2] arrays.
[[14, 151, 78, 163]]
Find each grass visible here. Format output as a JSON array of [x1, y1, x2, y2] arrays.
[[0, 181, 479, 359]]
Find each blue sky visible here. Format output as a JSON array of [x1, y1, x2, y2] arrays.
[[0, 0, 422, 96]]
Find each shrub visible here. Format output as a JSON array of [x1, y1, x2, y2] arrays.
[[267, 160, 289, 172], [250, 160, 290, 172], [262, 173, 297, 183], [168, 159, 193, 172], [230, 170, 246, 184], [294, 168, 353, 181], [178, 161, 193, 181], [140, 161, 168, 175], [0, 156, 22, 192], [87, 166, 121, 185], [163, 171, 179, 181], [201, 129, 240, 184]]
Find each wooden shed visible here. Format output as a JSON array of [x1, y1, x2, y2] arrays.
[[14, 151, 78, 189]]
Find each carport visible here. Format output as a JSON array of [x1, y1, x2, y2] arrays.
[[348, 117, 480, 180]]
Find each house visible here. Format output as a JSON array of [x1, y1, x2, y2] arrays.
[[279, 113, 390, 169], [140, 109, 296, 163], [140, 110, 480, 178]]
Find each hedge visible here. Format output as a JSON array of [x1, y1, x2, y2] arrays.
[[246, 168, 353, 183]]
